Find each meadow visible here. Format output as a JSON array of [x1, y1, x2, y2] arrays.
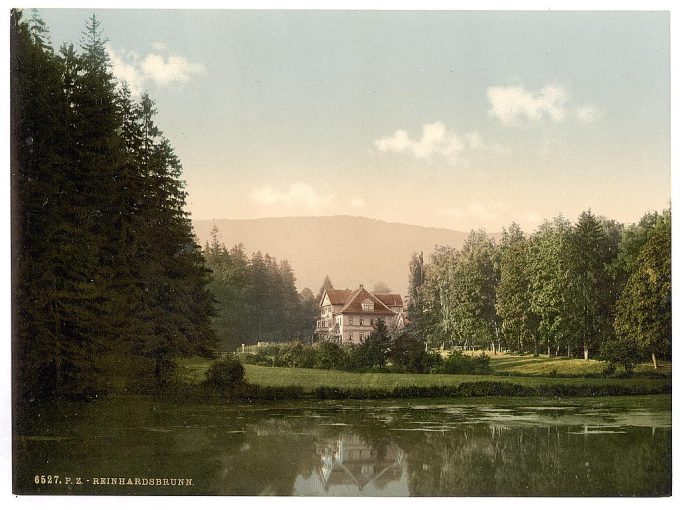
[[179, 353, 671, 398]]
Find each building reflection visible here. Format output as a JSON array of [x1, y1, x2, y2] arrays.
[[294, 433, 408, 496]]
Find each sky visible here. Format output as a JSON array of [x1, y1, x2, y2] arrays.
[[37, 9, 670, 232]]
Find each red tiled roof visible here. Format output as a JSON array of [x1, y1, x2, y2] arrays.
[[340, 287, 395, 315], [323, 289, 353, 305], [374, 293, 403, 307]]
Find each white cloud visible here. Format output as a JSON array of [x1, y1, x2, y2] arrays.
[[248, 182, 331, 211], [142, 54, 205, 86], [107, 46, 144, 95], [350, 196, 365, 209], [487, 84, 568, 124], [576, 105, 599, 123], [105, 44, 205, 95], [374, 121, 483, 165]]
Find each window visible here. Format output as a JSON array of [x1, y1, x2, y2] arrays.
[[361, 300, 374, 312], [359, 317, 364, 326], [370, 318, 374, 326], [349, 316, 354, 325]]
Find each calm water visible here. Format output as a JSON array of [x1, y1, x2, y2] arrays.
[[14, 395, 671, 496]]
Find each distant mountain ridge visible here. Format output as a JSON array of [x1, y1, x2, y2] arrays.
[[192, 216, 485, 296]]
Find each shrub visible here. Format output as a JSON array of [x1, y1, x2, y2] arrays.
[[600, 337, 644, 374], [313, 341, 346, 369], [389, 331, 440, 373], [354, 319, 392, 370], [205, 355, 245, 389], [278, 341, 316, 368], [601, 363, 617, 377], [436, 350, 492, 374]]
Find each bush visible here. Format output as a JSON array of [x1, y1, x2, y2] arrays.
[[436, 351, 492, 374], [389, 331, 441, 373], [314, 341, 346, 369], [601, 338, 644, 374], [601, 363, 617, 377], [205, 355, 245, 389], [278, 341, 316, 368]]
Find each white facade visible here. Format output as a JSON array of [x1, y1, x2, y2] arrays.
[[314, 286, 404, 344]]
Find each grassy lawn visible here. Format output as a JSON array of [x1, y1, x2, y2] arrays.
[[480, 352, 671, 377], [181, 352, 671, 383], [179, 356, 670, 395], [242, 365, 668, 392]]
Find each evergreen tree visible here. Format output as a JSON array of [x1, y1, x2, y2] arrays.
[[356, 318, 391, 369], [407, 251, 425, 330], [297, 288, 318, 342], [316, 275, 334, 303], [12, 10, 217, 397], [12, 8, 92, 398]]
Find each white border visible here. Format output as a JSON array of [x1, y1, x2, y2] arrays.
[[3, 2, 676, 509]]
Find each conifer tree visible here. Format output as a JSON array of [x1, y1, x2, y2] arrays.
[[12, 10, 217, 397], [316, 275, 334, 303]]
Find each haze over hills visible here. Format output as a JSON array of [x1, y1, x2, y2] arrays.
[[193, 216, 490, 296]]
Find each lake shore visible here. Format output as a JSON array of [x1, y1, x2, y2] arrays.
[[167, 360, 672, 402]]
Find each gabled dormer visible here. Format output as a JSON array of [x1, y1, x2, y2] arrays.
[[361, 299, 374, 312]]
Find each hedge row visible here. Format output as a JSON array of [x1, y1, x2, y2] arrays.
[[312, 380, 672, 400]]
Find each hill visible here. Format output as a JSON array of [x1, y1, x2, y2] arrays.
[[192, 216, 480, 296]]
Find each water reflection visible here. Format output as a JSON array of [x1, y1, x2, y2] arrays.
[[294, 434, 407, 496], [14, 396, 671, 496]]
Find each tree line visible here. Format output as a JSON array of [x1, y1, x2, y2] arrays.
[[408, 209, 671, 369], [11, 10, 216, 399], [203, 227, 318, 349]]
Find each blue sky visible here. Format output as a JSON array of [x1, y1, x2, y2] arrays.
[[37, 9, 670, 231]]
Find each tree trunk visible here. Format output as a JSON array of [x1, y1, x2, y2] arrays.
[[652, 352, 658, 369], [584, 345, 589, 361], [491, 341, 497, 355], [534, 340, 539, 356], [567, 345, 571, 359], [556, 344, 560, 357]]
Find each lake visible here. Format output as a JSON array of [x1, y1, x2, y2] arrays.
[[14, 395, 671, 496]]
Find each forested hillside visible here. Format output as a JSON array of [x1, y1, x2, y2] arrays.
[[203, 227, 318, 350], [193, 216, 476, 295]]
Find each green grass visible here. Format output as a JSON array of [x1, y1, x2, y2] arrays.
[[178, 357, 670, 396], [181, 356, 216, 383], [242, 365, 668, 392], [482, 352, 671, 376], [181, 352, 671, 384]]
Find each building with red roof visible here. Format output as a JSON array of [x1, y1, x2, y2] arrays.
[[314, 285, 405, 343]]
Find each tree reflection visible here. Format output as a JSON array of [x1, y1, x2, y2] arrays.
[[14, 398, 671, 496]]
